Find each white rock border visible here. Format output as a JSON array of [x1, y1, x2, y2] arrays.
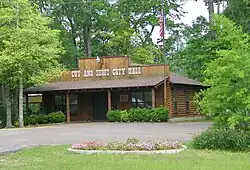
[[67, 145, 187, 155]]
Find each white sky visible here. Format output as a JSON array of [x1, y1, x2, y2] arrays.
[[152, 1, 209, 44]]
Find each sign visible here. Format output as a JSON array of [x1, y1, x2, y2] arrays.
[[71, 67, 141, 78]]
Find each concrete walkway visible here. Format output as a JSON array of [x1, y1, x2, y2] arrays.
[[0, 122, 211, 154]]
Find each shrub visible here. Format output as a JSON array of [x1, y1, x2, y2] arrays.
[[191, 128, 250, 151], [106, 110, 122, 122], [37, 114, 49, 124], [151, 107, 169, 122], [120, 110, 130, 122], [129, 108, 152, 122], [26, 114, 37, 125], [107, 107, 169, 122], [48, 111, 65, 123]]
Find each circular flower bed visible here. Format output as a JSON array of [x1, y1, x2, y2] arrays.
[[68, 138, 186, 155]]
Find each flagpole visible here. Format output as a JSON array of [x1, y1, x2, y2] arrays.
[[161, 0, 167, 108]]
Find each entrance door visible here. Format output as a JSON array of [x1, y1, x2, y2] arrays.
[[92, 92, 108, 121]]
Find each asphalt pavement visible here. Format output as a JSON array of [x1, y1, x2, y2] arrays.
[[0, 122, 211, 154]]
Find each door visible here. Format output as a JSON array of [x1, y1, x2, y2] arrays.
[[92, 92, 108, 121]]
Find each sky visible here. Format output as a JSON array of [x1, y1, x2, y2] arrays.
[[152, 1, 209, 44]]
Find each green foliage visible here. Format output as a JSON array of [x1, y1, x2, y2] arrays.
[[227, 114, 250, 132], [223, 0, 250, 33], [197, 15, 250, 130], [0, 0, 64, 89], [120, 110, 130, 122], [48, 111, 65, 123], [107, 107, 169, 122], [129, 108, 150, 122], [30, 0, 185, 61], [106, 110, 123, 122], [22, 112, 64, 126], [129, 45, 164, 64], [25, 114, 37, 125], [36, 114, 49, 124], [191, 128, 250, 151], [151, 107, 169, 122]]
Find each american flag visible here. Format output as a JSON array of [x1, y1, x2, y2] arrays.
[[159, 14, 164, 38]]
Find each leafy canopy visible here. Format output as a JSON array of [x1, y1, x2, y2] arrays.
[[197, 15, 250, 130], [0, 0, 64, 88]]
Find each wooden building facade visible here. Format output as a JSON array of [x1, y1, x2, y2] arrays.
[[24, 56, 206, 122]]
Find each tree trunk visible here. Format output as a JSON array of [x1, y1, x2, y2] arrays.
[[83, 26, 91, 57], [208, 0, 215, 24], [216, 0, 220, 13], [19, 75, 24, 128], [0, 85, 4, 102], [12, 89, 19, 121], [5, 86, 13, 128]]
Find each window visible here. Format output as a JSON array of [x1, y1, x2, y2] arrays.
[[55, 94, 78, 116], [70, 94, 78, 116], [132, 91, 152, 108], [172, 89, 177, 112], [185, 90, 190, 113], [55, 95, 66, 113], [120, 94, 128, 102]]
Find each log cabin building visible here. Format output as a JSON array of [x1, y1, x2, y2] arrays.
[[24, 56, 206, 123]]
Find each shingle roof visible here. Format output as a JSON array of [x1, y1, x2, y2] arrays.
[[24, 73, 206, 93], [170, 72, 205, 86], [24, 76, 166, 93]]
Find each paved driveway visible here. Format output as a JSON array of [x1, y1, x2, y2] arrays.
[[0, 122, 211, 154]]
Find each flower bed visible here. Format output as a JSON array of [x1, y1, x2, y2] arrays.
[[68, 138, 186, 155]]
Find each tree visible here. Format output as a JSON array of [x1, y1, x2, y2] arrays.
[[129, 45, 164, 64], [31, 0, 185, 66], [170, 16, 210, 80], [197, 15, 250, 130], [0, 0, 64, 128], [31, 0, 113, 65], [223, 0, 250, 33]]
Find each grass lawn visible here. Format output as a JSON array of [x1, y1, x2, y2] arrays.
[[0, 145, 250, 170]]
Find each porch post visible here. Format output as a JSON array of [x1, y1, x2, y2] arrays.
[[25, 94, 29, 114], [108, 90, 111, 112], [66, 92, 70, 123], [164, 79, 167, 107], [152, 87, 155, 108]]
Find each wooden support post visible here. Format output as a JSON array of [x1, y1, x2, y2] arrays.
[[108, 90, 111, 112], [164, 79, 167, 108], [151, 88, 155, 108], [66, 92, 70, 123], [25, 94, 29, 115]]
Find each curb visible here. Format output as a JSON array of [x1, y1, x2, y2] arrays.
[[67, 145, 187, 155]]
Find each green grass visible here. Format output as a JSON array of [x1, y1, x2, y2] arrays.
[[0, 145, 250, 170]]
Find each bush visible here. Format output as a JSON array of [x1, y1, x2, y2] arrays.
[[151, 107, 169, 122], [107, 107, 169, 122], [129, 108, 147, 122], [191, 128, 250, 151], [121, 110, 130, 122], [26, 114, 37, 125], [106, 110, 122, 122], [37, 114, 49, 124], [48, 111, 65, 123]]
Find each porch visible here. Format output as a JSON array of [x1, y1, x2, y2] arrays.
[[24, 77, 168, 123]]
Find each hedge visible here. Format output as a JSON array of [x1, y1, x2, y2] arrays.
[[23, 111, 65, 126], [106, 107, 169, 122], [191, 128, 250, 151]]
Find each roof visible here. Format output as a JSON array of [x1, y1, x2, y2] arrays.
[[170, 73, 205, 86], [24, 73, 206, 93], [24, 76, 166, 93]]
